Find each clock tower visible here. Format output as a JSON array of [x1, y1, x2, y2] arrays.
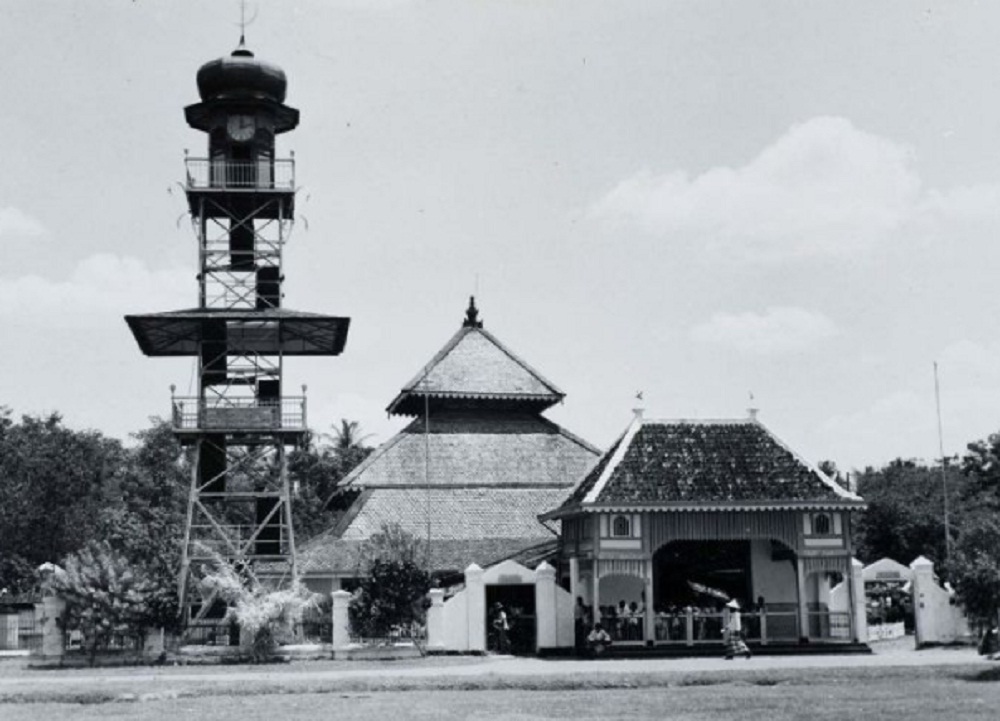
[[126, 37, 349, 633]]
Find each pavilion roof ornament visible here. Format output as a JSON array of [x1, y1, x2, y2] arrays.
[[462, 296, 483, 329]]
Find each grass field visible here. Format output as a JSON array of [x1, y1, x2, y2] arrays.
[[1, 661, 999, 720]]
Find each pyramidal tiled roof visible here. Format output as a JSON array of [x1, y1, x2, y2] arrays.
[[302, 300, 601, 577], [387, 298, 564, 416], [337, 413, 599, 490], [546, 416, 864, 518]]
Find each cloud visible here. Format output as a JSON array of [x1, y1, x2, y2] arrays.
[[590, 116, 1000, 261], [0, 253, 189, 327], [691, 306, 838, 354], [819, 339, 1000, 468], [0, 206, 46, 239]]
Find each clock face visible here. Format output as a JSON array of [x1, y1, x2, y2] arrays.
[[227, 114, 256, 142]]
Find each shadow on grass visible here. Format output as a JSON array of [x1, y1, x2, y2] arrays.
[[962, 665, 1000, 683]]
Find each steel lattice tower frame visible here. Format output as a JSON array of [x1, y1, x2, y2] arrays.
[[126, 39, 349, 631]]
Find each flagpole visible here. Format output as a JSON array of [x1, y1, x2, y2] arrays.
[[934, 362, 951, 568], [424, 391, 432, 570]]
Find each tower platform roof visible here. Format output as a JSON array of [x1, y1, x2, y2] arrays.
[[125, 308, 350, 356]]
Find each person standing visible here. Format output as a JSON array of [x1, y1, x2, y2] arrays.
[[492, 602, 510, 654], [574, 597, 589, 654], [723, 599, 751, 660]]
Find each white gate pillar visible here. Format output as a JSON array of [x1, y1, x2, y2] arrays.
[[910, 556, 935, 647], [535, 562, 557, 651], [465, 564, 486, 653], [851, 558, 867, 643]]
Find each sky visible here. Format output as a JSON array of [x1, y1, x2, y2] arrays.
[[2, 0, 1000, 471]]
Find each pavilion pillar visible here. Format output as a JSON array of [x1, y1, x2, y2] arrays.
[[591, 565, 601, 626], [796, 557, 808, 641], [592, 516, 602, 625], [569, 557, 579, 603], [643, 558, 654, 644]]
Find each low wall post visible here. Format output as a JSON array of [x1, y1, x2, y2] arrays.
[[331, 590, 352, 652], [426, 588, 445, 651], [40, 595, 66, 659]]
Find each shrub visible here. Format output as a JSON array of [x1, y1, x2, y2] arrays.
[[349, 524, 430, 641]]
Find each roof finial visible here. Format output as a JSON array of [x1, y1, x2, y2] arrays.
[[632, 390, 645, 420], [463, 295, 483, 328], [233, 0, 256, 55], [747, 391, 759, 421]]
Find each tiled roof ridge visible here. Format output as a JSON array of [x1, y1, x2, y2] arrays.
[[396, 325, 473, 397], [355, 482, 575, 490], [551, 422, 602, 456], [326, 430, 410, 499], [754, 419, 863, 502], [582, 416, 644, 504], [327, 488, 374, 538], [475, 326, 564, 399], [642, 417, 755, 426], [298, 490, 373, 552]]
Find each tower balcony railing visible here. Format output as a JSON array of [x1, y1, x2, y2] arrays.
[[172, 396, 306, 433], [185, 158, 295, 192]]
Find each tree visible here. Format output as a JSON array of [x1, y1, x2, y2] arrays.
[[962, 431, 1000, 500], [197, 550, 319, 662], [51, 541, 169, 664], [289, 420, 374, 541], [853, 459, 967, 566], [949, 518, 1000, 628], [348, 523, 429, 640], [0, 409, 125, 592], [94, 420, 188, 630], [327, 419, 373, 475]]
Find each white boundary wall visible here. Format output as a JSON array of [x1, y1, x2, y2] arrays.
[[427, 560, 575, 653], [910, 556, 971, 646]]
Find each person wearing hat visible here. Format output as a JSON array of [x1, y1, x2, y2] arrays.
[[723, 599, 751, 660]]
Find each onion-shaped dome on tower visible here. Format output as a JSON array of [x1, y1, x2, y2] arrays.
[[196, 37, 287, 104]]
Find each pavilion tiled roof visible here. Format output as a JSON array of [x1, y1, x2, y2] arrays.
[[548, 417, 863, 518]]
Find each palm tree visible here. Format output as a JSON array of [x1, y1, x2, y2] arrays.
[[327, 419, 373, 477]]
